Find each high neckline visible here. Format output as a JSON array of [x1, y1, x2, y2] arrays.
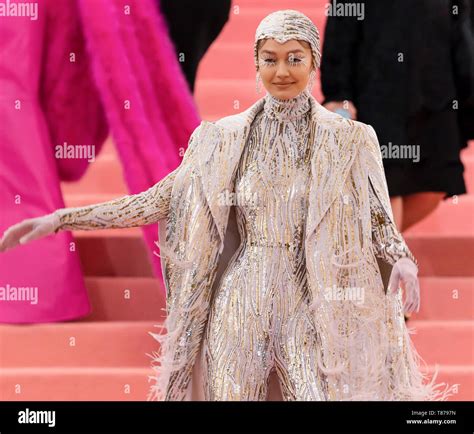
[[263, 88, 311, 122]]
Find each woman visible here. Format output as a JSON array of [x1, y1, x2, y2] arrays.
[[0, 0, 107, 323], [321, 0, 473, 231], [0, 10, 455, 401]]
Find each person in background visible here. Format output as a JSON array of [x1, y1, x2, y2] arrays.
[[321, 0, 473, 233], [0, 0, 201, 323], [158, 0, 232, 92]]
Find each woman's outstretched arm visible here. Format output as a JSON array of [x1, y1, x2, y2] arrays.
[[54, 168, 177, 232], [0, 122, 205, 252], [54, 120, 206, 231], [0, 168, 177, 252]]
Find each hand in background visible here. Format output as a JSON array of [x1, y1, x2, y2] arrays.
[[0, 213, 60, 252], [323, 100, 358, 120]]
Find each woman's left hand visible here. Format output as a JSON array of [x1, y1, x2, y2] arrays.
[[387, 257, 420, 314]]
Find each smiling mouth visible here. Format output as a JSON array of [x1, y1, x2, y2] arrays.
[[274, 82, 295, 86]]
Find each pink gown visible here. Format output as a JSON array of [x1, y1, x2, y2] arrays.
[[0, 12, 87, 323], [0, 0, 200, 323]]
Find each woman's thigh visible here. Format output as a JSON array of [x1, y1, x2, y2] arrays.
[[201, 249, 276, 400], [273, 284, 329, 401]]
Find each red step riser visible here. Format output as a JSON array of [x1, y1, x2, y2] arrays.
[[1, 366, 470, 401], [80, 277, 166, 322], [0, 368, 153, 401], [75, 277, 474, 322], [409, 321, 474, 365], [0, 322, 163, 368], [69, 231, 474, 277], [1, 320, 472, 367]]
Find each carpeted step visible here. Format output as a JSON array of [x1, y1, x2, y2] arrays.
[[0, 367, 153, 401], [1, 365, 470, 401], [78, 276, 473, 321], [0, 321, 163, 368], [80, 277, 166, 321]]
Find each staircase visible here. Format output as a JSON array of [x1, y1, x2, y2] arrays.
[[0, 0, 472, 401]]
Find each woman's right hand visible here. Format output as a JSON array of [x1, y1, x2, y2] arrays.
[[0, 213, 60, 253]]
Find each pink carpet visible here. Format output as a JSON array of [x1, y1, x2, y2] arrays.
[[0, 0, 472, 401]]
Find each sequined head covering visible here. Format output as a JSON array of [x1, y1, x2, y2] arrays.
[[254, 9, 321, 71]]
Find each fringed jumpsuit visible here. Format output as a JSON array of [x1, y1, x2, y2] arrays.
[[201, 91, 329, 400], [54, 91, 417, 401]]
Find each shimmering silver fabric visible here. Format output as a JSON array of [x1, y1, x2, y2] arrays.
[[54, 170, 177, 231], [151, 95, 453, 401], [202, 89, 328, 400], [254, 10, 321, 70], [52, 89, 452, 402]]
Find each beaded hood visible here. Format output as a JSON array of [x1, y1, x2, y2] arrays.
[[254, 10, 321, 70]]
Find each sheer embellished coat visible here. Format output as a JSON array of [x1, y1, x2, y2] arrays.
[[142, 96, 449, 401]]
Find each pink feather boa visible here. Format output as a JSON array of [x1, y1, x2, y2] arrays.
[[41, 0, 201, 286]]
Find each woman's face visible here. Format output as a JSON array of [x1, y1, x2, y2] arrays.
[[257, 38, 314, 99]]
